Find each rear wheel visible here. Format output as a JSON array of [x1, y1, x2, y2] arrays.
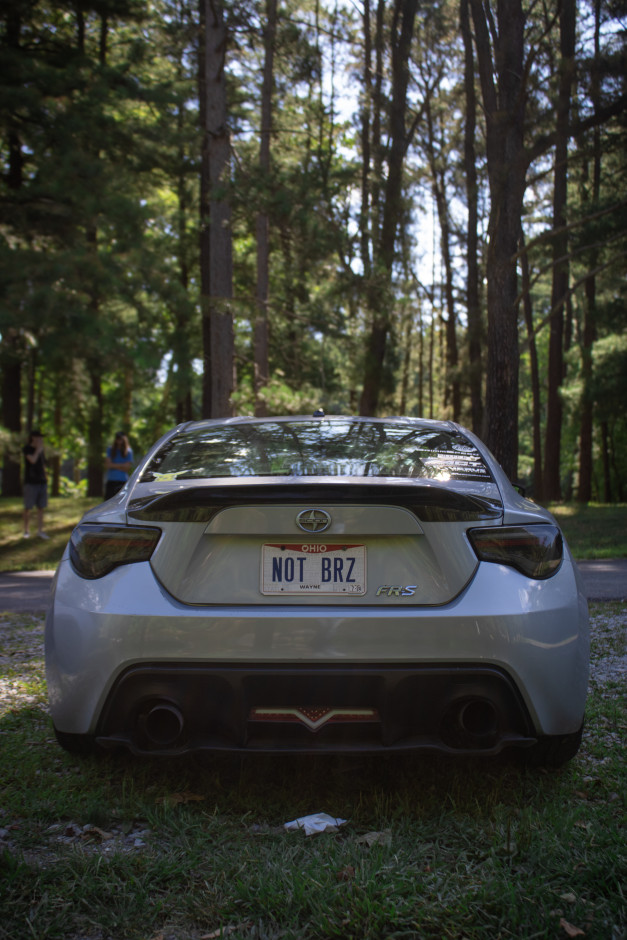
[[517, 724, 584, 769]]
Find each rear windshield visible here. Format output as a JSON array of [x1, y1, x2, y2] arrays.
[[139, 420, 493, 483]]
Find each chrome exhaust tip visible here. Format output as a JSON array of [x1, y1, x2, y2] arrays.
[[139, 702, 184, 748]]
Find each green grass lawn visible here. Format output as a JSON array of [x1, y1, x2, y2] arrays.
[[0, 497, 625, 571], [547, 503, 627, 560], [0, 605, 625, 940], [0, 497, 100, 572]]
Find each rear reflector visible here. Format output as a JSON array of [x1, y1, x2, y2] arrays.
[[69, 524, 161, 579], [249, 706, 379, 732], [468, 524, 563, 579]]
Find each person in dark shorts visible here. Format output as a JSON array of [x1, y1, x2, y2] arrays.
[[23, 429, 49, 539]]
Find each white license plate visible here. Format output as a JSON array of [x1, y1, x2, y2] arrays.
[[261, 543, 366, 595]]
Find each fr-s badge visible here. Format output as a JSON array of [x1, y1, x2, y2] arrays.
[[376, 585, 417, 597]]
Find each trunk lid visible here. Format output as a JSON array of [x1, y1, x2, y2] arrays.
[[128, 482, 502, 606]]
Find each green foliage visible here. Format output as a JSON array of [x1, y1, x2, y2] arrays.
[[0, 0, 625, 495], [57, 477, 88, 499], [591, 334, 627, 421]]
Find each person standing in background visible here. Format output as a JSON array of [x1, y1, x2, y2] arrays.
[[104, 432, 133, 500], [23, 429, 49, 539]]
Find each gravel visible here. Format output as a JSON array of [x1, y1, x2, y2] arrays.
[[587, 604, 627, 690], [0, 613, 48, 715]]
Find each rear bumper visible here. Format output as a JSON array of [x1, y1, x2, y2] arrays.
[[94, 661, 535, 756], [45, 552, 589, 745]]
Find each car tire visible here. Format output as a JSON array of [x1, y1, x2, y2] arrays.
[[53, 727, 98, 756], [517, 723, 584, 769]]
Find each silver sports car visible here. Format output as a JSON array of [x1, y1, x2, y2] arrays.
[[45, 415, 589, 766]]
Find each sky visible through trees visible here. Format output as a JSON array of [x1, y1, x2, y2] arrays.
[[0, 0, 625, 501]]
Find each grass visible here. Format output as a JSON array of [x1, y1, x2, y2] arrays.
[[546, 503, 627, 560], [0, 605, 625, 940], [0, 497, 99, 572], [0, 497, 625, 573]]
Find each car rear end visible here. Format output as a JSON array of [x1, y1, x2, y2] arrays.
[[45, 417, 589, 763]]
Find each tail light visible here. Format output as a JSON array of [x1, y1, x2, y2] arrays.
[[468, 524, 563, 580], [69, 524, 161, 579]]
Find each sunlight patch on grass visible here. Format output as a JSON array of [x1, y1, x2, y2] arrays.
[[0, 497, 100, 572]]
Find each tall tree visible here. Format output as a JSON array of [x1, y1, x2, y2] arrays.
[[543, 0, 576, 501], [0, 1, 24, 495], [469, 0, 526, 479], [253, 0, 277, 416], [199, 0, 234, 418], [519, 232, 544, 499], [360, 0, 419, 416], [577, 0, 602, 503], [423, 85, 460, 422], [460, 0, 482, 434]]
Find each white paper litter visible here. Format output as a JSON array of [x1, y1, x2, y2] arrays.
[[284, 813, 348, 836]]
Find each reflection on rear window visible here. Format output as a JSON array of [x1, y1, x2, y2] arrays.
[[140, 420, 493, 483]]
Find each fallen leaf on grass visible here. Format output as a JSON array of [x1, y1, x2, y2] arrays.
[[355, 829, 392, 847], [155, 791, 205, 806], [560, 918, 585, 937], [560, 892, 577, 904], [335, 864, 356, 882]]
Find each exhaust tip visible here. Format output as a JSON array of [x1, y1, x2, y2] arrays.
[[458, 698, 498, 740], [441, 697, 499, 750], [138, 701, 184, 748]]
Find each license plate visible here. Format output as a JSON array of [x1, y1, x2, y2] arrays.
[[261, 543, 366, 595]]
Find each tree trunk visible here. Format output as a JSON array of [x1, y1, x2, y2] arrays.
[[428, 308, 435, 418], [174, 65, 194, 424], [578, 0, 601, 503], [460, 0, 483, 434], [2, 8, 24, 496], [86, 366, 104, 498], [417, 298, 424, 416], [425, 95, 460, 422], [520, 233, 543, 500], [600, 421, 611, 502], [359, 0, 418, 416], [578, 295, 594, 501], [198, 0, 211, 417], [51, 393, 62, 498], [1, 340, 22, 497], [543, 0, 576, 501], [199, 0, 234, 418], [399, 310, 412, 414], [360, 0, 372, 282], [26, 347, 38, 432], [470, 0, 526, 480], [254, 0, 277, 416]]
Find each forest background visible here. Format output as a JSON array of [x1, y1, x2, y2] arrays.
[[0, 0, 625, 503]]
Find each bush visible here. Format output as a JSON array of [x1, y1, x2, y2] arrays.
[[58, 477, 88, 498]]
